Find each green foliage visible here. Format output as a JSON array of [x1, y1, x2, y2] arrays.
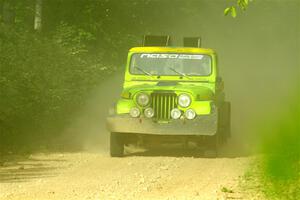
[[237, 0, 249, 11], [224, 6, 237, 18], [0, 24, 114, 150], [259, 94, 300, 199], [0, 0, 145, 152], [221, 187, 234, 193], [224, 0, 252, 18], [53, 22, 96, 56]]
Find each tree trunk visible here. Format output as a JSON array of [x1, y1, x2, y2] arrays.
[[34, 0, 42, 31], [0, 0, 2, 21], [2, 0, 15, 25]]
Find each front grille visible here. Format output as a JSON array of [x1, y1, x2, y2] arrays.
[[151, 92, 177, 121]]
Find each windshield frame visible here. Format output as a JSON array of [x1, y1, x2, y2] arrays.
[[128, 52, 213, 77]]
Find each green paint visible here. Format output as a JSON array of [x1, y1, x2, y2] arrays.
[[115, 46, 221, 117]]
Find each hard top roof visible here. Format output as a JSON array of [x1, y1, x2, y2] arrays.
[[129, 47, 216, 55]]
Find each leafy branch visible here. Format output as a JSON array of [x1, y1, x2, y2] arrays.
[[224, 0, 252, 18]]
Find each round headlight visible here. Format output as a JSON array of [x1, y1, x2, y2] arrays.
[[178, 94, 191, 108], [144, 108, 154, 118], [185, 109, 196, 120], [137, 93, 150, 107], [130, 107, 140, 118], [171, 108, 181, 119]]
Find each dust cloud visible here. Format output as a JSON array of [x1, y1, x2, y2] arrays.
[[166, 0, 300, 153], [61, 0, 299, 155], [61, 72, 124, 153]]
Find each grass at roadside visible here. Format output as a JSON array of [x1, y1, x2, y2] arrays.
[[240, 157, 299, 200], [240, 93, 300, 200]]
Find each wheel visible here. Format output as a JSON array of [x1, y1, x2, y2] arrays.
[[218, 102, 231, 144], [204, 134, 220, 158], [110, 132, 124, 157], [204, 149, 217, 158], [223, 102, 231, 139]]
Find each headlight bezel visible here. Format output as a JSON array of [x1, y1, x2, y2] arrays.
[[136, 93, 150, 107], [129, 107, 141, 118], [184, 108, 196, 120], [171, 108, 182, 119], [178, 93, 192, 108], [144, 107, 154, 118]]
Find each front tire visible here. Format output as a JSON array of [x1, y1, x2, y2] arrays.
[[204, 134, 220, 158], [110, 132, 124, 157], [218, 101, 231, 144], [223, 101, 231, 139]]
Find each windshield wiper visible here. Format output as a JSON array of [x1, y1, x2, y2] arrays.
[[169, 67, 191, 79], [135, 66, 153, 77]]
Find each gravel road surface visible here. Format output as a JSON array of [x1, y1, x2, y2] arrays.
[[0, 144, 264, 200]]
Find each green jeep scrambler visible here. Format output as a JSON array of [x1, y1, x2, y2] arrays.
[[107, 36, 231, 157]]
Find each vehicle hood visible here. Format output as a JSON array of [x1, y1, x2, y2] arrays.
[[123, 81, 215, 98]]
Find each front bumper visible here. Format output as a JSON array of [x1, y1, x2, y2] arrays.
[[106, 111, 218, 136]]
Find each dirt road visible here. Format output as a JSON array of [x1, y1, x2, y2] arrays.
[[0, 144, 263, 200], [0, 74, 264, 199]]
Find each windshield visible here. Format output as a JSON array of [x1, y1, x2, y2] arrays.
[[130, 53, 212, 76]]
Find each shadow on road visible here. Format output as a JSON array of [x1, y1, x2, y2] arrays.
[[0, 154, 67, 183], [124, 137, 253, 158]]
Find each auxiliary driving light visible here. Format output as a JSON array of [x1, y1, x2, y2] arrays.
[[178, 94, 191, 108], [137, 93, 150, 107], [171, 108, 181, 119], [130, 107, 140, 118], [144, 108, 154, 118], [185, 109, 196, 120]]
